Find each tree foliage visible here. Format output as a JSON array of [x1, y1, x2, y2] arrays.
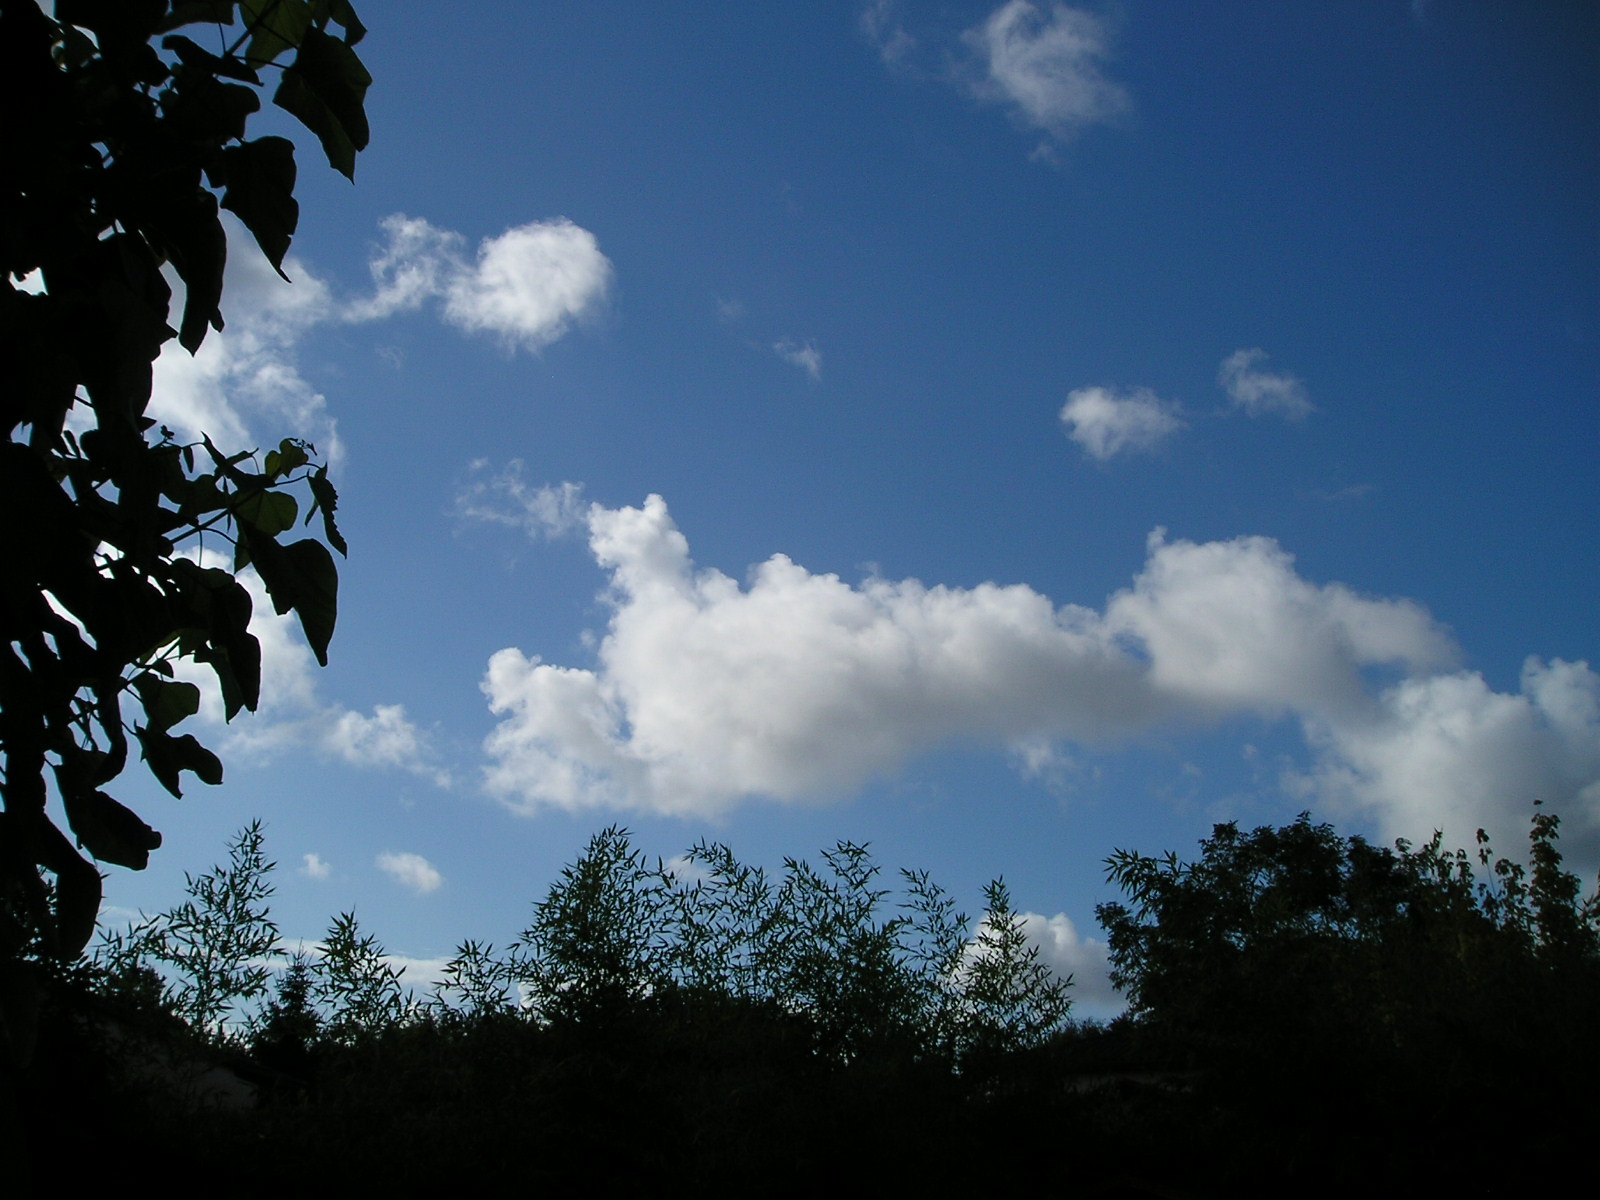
[[484, 826, 1073, 1064], [1093, 807, 1600, 1181], [96, 818, 279, 1032], [0, 0, 370, 972]]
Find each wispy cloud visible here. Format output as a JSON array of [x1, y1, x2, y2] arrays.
[[456, 460, 588, 539], [962, 2, 1130, 152], [1060, 386, 1185, 459], [301, 853, 332, 880], [774, 338, 823, 380], [377, 851, 444, 896], [860, 0, 916, 65], [1219, 348, 1314, 419]]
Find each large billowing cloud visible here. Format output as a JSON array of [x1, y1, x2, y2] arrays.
[[478, 489, 1600, 848], [962, 2, 1129, 147], [1060, 386, 1184, 460], [348, 214, 612, 352]]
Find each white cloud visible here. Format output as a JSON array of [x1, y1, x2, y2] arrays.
[[774, 338, 823, 380], [963, 2, 1129, 147], [1060, 386, 1184, 459], [325, 705, 452, 788], [480, 494, 1600, 848], [150, 223, 342, 461], [301, 853, 332, 880], [456, 460, 587, 539], [1296, 657, 1600, 854], [1102, 529, 1457, 721], [1019, 911, 1120, 1016], [1218, 348, 1313, 419], [348, 214, 613, 353], [377, 851, 444, 896]]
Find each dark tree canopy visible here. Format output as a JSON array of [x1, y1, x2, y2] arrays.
[[0, 0, 370, 976]]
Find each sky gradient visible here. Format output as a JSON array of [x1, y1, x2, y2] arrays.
[[88, 2, 1598, 1017]]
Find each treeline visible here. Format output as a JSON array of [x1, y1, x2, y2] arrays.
[[9, 811, 1599, 1194]]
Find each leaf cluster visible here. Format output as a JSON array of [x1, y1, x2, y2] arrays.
[[1, 0, 367, 971]]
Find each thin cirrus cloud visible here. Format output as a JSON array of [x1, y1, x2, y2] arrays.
[[475, 485, 1600, 852], [347, 214, 613, 353], [376, 851, 444, 896], [961, 2, 1130, 149], [1060, 386, 1185, 459], [773, 338, 823, 381], [1219, 348, 1314, 419]]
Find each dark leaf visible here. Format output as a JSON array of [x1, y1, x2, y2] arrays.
[[236, 487, 299, 536], [307, 465, 347, 556], [136, 726, 225, 797], [63, 789, 163, 870], [242, 529, 338, 665], [273, 27, 370, 180], [132, 672, 202, 733], [219, 136, 299, 277], [241, 0, 312, 67]]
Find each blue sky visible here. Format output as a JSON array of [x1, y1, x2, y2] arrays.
[[95, 2, 1597, 1016]]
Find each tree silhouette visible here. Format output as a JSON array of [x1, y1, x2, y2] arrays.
[[0, 0, 370, 987]]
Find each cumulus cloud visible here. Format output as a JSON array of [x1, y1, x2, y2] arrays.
[[348, 214, 612, 353], [963, 2, 1129, 148], [479, 493, 1600, 848], [1060, 386, 1184, 459], [377, 851, 444, 896], [774, 339, 823, 380], [1019, 911, 1120, 1016], [302, 853, 332, 880], [1218, 348, 1313, 419], [1296, 657, 1600, 853]]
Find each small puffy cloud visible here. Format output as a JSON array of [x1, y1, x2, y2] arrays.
[[325, 705, 452, 788], [349, 214, 612, 353], [456, 460, 588, 539], [1060, 386, 1185, 459], [1218, 348, 1313, 419], [377, 851, 444, 896], [963, 2, 1129, 147], [301, 853, 332, 880], [480, 494, 1600, 848], [774, 339, 823, 380]]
